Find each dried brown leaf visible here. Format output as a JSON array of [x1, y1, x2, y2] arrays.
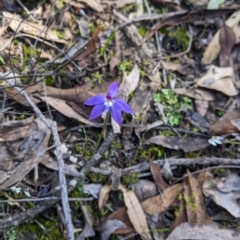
[[184, 169, 209, 224], [141, 184, 183, 215], [174, 88, 216, 101], [219, 23, 236, 67], [210, 110, 240, 135], [38, 96, 98, 126], [194, 100, 209, 116], [107, 184, 182, 235], [149, 161, 169, 191], [202, 10, 240, 65], [98, 184, 112, 210], [143, 136, 209, 152], [196, 65, 238, 96], [119, 184, 152, 240], [74, 25, 102, 61]]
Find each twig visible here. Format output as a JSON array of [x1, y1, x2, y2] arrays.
[[6, 73, 74, 240], [15, 0, 36, 22], [91, 158, 240, 176]]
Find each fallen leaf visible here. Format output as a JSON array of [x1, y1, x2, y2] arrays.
[[38, 96, 99, 126], [107, 184, 183, 234], [184, 170, 209, 224], [216, 171, 240, 193], [210, 110, 240, 135], [101, 220, 130, 240], [219, 23, 236, 67], [202, 10, 240, 65], [194, 99, 209, 116], [143, 136, 209, 152], [74, 25, 102, 61], [166, 222, 240, 240], [203, 173, 240, 218], [131, 179, 157, 202], [119, 184, 152, 240], [174, 88, 216, 101], [150, 161, 169, 190], [141, 184, 183, 215], [196, 65, 238, 96], [118, 64, 140, 100], [98, 184, 112, 210]]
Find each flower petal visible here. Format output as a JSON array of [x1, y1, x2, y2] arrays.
[[107, 82, 118, 98], [89, 104, 105, 120], [110, 107, 122, 125], [208, 139, 217, 146], [84, 95, 105, 106], [113, 98, 133, 113], [214, 139, 222, 145]]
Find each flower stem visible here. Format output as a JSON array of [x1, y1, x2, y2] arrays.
[[82, 113, 110, 182]]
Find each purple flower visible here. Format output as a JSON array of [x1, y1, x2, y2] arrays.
[[84, 82, 133, 125]]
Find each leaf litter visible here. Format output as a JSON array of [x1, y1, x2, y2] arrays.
[[0, 0, 240, 239]]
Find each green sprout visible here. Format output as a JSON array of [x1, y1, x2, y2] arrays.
[[153, 89, 192, 126]]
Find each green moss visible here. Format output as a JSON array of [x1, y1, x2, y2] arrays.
[[169, 27, 189, 51], [44, 76, 55, 86], [185, 151, 200, 158], [139, 144, 164, 160], [85, 71, 103, 88], [122, 172, 140, 185], [213, 168, 226, 177], [119, 60, 133, 73], [153, 89, 192, 126], [88, 173, 107, 183], [138, 26, 147, 37], [73, 144, 90, 158], [54, 30, 64, 39], [14, 218, 63, 240]]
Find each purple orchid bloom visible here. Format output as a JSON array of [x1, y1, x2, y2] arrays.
[[84, 82, 133, 125]]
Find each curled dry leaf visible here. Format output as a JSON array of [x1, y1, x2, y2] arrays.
[[143, 135, 209, 152], [196, 65, 238, 96], [202, 10, 240, 65]]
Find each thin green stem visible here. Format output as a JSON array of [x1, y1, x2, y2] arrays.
[[82, 113, 110, 181]]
